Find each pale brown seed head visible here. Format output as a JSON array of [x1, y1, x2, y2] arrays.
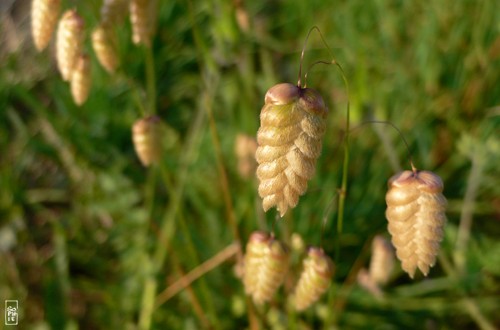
[[31, 0, 61, 51], [294, 247, 334, 311], [251, 238, 290, 305], [385, 170, 447, 278], [100, 0, 129, 26], [234, 2, 250, 33], [92, 24, 119, 74], [70, 54, 91, 106], [56, 9, 85, 81], [132, 116, 164, 166], [256, 83, 328, 217], [243, 231, 271, 295], [235, 134, 258, 179], [369, 235, 395, 286], [130, 0, 156, 47]]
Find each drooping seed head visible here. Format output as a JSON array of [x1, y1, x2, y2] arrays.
[[130, 0, 155, 47], [92, 24, 119, 74], [256, 83, 328, 217], [70, 54, 91, 106], [31, 0, 61, 51], [132, 116, 164, 166], [243, 231, 271, 296], [368, 235, 395, 286], [251, 238, 290, 305], [385, 170, 447, 278], [293, 247, 334, 311], [235, 134, 258, 179], [100, 0, 129, 26], [56, 9, 85, 81]]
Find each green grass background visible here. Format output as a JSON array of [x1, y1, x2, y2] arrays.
[[1, 0, 499, 329]]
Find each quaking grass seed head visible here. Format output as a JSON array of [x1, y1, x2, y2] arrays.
[[243, 231, 271, 295], [31, 0, 61, 51], [56, 9, 85, 81], [70, 54, 91, 106], [130, 0, 155, 47], [234, 134, 258, 179], [92, 24, 119, 74], [250, 237, 290, 305], [369, 235, 395, 286], [256, 83, 328, 217], [385, 170, 447, 278], [293, 247, 334, 311], [100, 0, 129, 27], [132, 116, 164, 166]]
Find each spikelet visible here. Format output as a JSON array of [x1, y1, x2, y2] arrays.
[[252, 238, 289, 305], [369, 235, 395, 286], [235, 134, 258, 179], [70, 54, 91, 106], [293, 247, 334, 311], [130, 0, 155, 47], [92, 25, 119, 74], [243, 231, 271, 296], [56, 9, 85, 81], [132, 116, 164, 166], [385, 170, 447, 278], [243, 232, 290, 305], [100, 0, 129, 26], [256, 83, 328, 217], [31, 0, 61, 51]]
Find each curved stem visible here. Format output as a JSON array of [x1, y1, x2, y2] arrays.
[[334, 62, 350, 263]]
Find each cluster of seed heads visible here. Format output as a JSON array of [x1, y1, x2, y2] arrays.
[[32, 2, 449, 312], [242, 231, 333, 310], [31, 0, 156, 105]]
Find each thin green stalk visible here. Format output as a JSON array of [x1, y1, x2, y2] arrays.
[[298, 27, 351, 262], [138, 96, 207, 329], [204, 79, 242, 251], [175, 209, 220, 327], [334, 63, 350, 264], [186, 0, 239, 256]]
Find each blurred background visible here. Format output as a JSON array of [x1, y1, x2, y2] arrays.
[[0, 0, 499, 329]]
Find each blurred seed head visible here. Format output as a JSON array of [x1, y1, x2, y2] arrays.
[[56, 9, 85, 81], [100, 0, 128, 27], [369, 235, 395, 286], [234, 133, 257, 179], [132, 115, 164, 167], [130, 0, 156, 47], [293, 247, 334, 311], [243, 231, 290, 305], [70, 53, 91, 106], [92, 24, 119, 74], [31, 0, 61, 51]]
